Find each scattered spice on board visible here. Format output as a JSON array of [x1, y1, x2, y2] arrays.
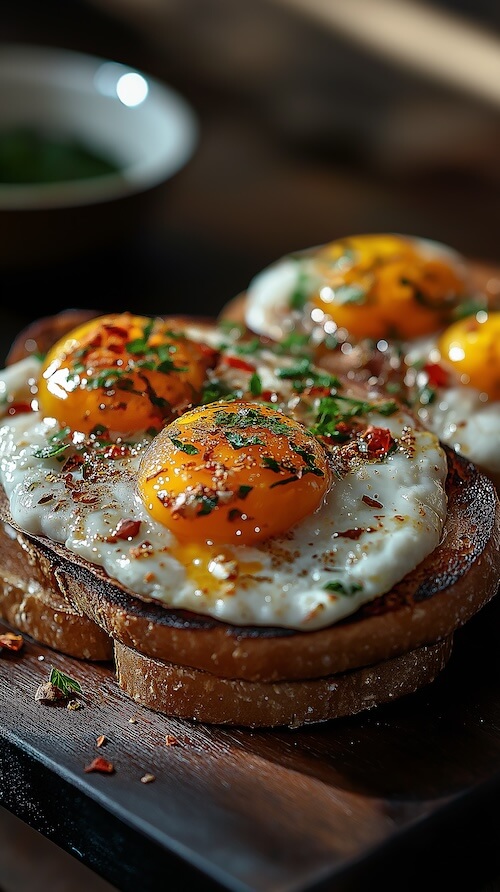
[[84, 757, 115, 774], [67, 699, 82, 711], [140, 773, 156, 784], [35, 681, 65, 703], [96, 735, 107, 748], [35, 667, 83, 704], [165, 734, 180, 747], [0, 632, 24, 652]]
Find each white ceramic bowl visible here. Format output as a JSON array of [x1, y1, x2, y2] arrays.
[[0, 43, 199, 266]]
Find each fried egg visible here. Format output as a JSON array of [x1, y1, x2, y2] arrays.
[[38, 312, 217, 435], [0, 314, 448, 632], [244, 233, 473, 348], [404, 310, 500, 482]]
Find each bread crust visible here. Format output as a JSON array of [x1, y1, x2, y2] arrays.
[[0, 520, 112, 660], [114, 637, 454, 728]]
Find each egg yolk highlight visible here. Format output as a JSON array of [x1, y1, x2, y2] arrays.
[[309, 233, 466, 340], [37, 313, 217, 435], [137, 401, 330, 546], [438, 311, 500, 400]]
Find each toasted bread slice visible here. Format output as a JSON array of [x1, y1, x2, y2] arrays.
[[0, 517, 112, 660], [114, 637, 454, 728], [0, 307, 498, 726]]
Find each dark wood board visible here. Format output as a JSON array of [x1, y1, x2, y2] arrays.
[[2, 590, 500, 892]]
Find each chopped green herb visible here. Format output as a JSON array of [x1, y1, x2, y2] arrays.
[[233, 339, 261, 355], [170, 438, 199, 455], [225, 432, 265, 449], [249, 372, 262, 396], [452, 297, 488, 320], [270, 475, 299, 488], [310, 395, 398, 438], [237, 485, 253, 499], [201, 379, 241, 405], [215, 408, 291, 435], [49, 667, 82, 697], [323, 581, 363, 596], [33, 427, 72, 459], [197, 494, 218, 516], [276, 357, 339, 390], [331, 284, 366, 305], [289, 268, 311, 311], [261, 456, 281, 473]]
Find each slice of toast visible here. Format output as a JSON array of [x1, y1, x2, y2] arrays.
[[0, 308, 498, 726]]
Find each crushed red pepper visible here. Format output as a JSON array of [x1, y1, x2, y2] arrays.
[[84, 756, 115, 774], [0, 632, 24, 652]]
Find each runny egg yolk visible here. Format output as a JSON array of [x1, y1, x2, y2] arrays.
[[37, 313, 217, 435], [310, 233, 466, 340], [137, 401, 330, 546], [438, 311, 500, 400]]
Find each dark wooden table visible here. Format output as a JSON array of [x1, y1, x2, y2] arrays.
[[2, 2, 500, 889], [3, 594, 500, 892]]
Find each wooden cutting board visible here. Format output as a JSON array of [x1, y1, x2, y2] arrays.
[[2, 587, 500, 892]]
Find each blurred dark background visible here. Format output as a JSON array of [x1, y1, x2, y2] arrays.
[[3, 0, 500, 361]]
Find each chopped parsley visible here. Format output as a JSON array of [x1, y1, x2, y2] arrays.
[[323, 580, 363, 596], [249, 372, 262, 396], [310, 395, 398, 439], [225, 432, 265, 449], [170, 438, 199, 455], [33, 427, 72, 460], [49, 667, 82, 697], [215, 407, 291, 435]]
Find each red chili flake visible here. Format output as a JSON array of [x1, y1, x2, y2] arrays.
[[7, 401, 33, 416], [63, 473, 77, 489], [362, 494, 383, 509], [360, 426, 394, 459], [165, 734, 180, 747], [198, 342, 219, 364], [71, 491, 99, 504], [423, 362, 449, 388], [0, 632, 24, 652], [307, 385, 331, 397], [114, 518, 141, 540], [84, 756, 115, 774], [62, 454, 84, 474], [222, 355, 256, 373]]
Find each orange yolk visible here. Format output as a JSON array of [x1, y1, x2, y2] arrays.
[[137, 401, 330, 546], [438, 311, 500, 400], [310, 233, 466, 340], [37, 313, 217, 435]]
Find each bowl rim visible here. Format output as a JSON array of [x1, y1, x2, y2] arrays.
[[0, 42, 199, 210]]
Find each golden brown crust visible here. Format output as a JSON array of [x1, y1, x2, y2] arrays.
[[114, 637, 454, 728], [5, 308, 103, 365], [0, 521, 112, 660]]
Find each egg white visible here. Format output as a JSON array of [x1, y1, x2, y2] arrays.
[[244, 235, 466, 342], [0, 354, 448, 632]]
